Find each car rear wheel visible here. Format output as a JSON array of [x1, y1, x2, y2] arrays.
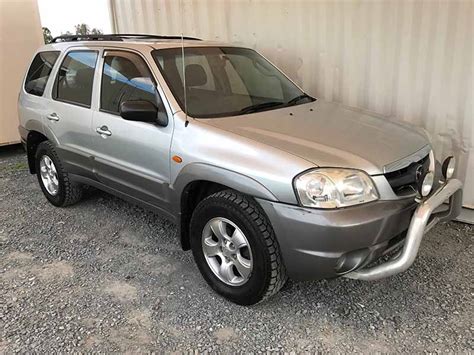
[[35, 141, 83, 207], [190, 190, 287, 305]]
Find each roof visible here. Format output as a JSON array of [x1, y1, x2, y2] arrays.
[[40, 34, 237, 52], [40, 39, 237, 52]]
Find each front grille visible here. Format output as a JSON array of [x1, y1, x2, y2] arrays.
[[385, 154, 430, 196]]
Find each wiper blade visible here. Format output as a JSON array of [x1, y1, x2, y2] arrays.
[[239, 101, 285, 114], [286, 93, 314, 106], [238, 95, 314, 115]]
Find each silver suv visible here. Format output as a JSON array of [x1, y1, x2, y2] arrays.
[[18, 34, 463, 305]]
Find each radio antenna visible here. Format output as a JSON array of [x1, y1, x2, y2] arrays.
[[180, 0, 189, 127]]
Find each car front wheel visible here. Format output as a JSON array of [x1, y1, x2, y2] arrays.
[[190, 190, 287, 305]]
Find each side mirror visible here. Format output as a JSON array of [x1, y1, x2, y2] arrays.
[[120, 100, 168, 126]]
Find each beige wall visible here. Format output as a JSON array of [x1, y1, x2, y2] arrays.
[[110, 0, 473, 208], [0, 0, 44, 145]]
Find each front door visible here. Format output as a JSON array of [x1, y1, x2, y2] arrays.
[[90, 49, 173, 212]]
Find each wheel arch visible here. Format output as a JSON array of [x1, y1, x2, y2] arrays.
[[173, 163, 278, 250], [24, 119, 59, 174], [26, 130, 49, 174]]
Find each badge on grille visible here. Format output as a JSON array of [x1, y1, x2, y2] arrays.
[[415, 164, 424, 183]]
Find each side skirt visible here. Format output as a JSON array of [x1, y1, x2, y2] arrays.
[[69, 174, 177, 223]]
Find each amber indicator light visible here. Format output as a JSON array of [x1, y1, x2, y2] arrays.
[[172, 155, 183, 163]]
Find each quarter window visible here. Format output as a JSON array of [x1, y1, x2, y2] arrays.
[[24, 51, 60, 96], [54, 51, 98, 107], [101, 52, 156, 114]]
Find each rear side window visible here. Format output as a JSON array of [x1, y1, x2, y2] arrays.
[[100, 52, 156, 114], [54, 51, 98, 107], [24, 51, 60, 96]]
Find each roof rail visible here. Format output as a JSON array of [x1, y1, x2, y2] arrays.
[[51, 33, 202, 43]]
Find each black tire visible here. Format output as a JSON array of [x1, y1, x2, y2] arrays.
[[190, 190, 287, 305], [35, 141, 83, 207]]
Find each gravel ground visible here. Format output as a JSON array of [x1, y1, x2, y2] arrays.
[[1, 146, 473, 353]]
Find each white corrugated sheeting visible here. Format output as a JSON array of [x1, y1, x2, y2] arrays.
[[109, 0, 473, 208]]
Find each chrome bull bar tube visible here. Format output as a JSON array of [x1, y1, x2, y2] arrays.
[[344, 178, 463, 281]]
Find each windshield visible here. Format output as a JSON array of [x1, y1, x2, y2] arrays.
[[152, 47, 313, 118]]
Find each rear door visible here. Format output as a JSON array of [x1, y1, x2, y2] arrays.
[[90, 49, 173, 213], [46, 49, 100, 178]]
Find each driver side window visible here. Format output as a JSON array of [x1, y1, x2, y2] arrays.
[[101, 52, 156, 114]]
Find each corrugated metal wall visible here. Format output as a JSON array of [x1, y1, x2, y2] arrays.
[[110, 0, 473, 207]]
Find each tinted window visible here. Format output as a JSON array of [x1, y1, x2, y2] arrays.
[[153, 47, 308, 118], [24, 51, 60, 96], [101, 52, 156, 114], [54, 51, 98, 107]]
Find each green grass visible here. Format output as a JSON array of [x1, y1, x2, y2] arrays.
[[0, 161, 28, 172]]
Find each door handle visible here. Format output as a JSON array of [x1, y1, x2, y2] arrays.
[[96, 125, 112, 137], [46, 113, 60, 121]]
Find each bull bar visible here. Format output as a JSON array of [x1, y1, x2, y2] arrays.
[[344, 178, 463, 281]]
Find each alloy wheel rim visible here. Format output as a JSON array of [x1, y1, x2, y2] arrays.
[[201, 217, 253, 286], [39, 155, 59, 196]]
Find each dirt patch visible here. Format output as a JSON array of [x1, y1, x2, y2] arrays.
[[117, 228, 149, 248], [108, 327, 153, 351], [35, 261, 74, 280], [83, 335, 102, 350], [141, 253, 180, 276], [0, 233, 9, 244], [214, 327, 237, 344], [103, 280, 138, 302], [127, 308, 153, 329], [6, 251, 34, 263]]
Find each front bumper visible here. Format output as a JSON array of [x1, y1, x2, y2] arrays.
[[344, 178, 462, 280], [256, 178, 463, 281]]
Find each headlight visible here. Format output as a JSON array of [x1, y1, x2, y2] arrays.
[[294, 168, 379, 208]]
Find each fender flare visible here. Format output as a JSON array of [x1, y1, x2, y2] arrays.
[[24, 120, 59, 146], [172, 163, 278, 206], [24, 121, 60, 174], [172, 163, 279, 250]]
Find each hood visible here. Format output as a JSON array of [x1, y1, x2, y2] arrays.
[[202, 100, 429, 175]]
